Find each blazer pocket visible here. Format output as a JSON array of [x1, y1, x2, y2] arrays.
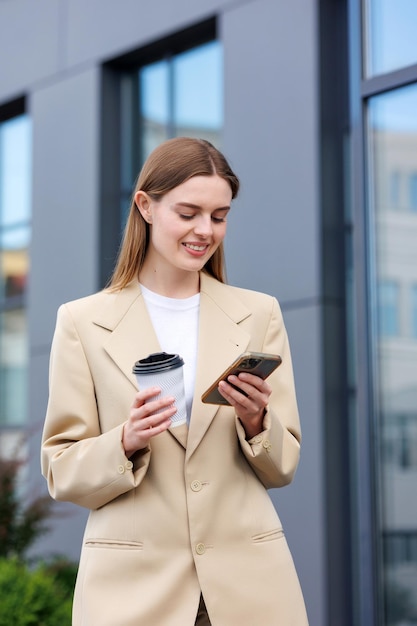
[[251, 528, 284, 544], [85, 538, 144, 550]]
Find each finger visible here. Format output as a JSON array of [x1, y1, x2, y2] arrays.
[[132, 386, 161, 408], [142, 404, 177, 430], [226, 375, 261, 401], [235, 373, 272, 395], [218, 380, 255, 407]]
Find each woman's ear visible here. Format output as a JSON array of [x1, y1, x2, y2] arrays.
[[135, 191, 152, 224]]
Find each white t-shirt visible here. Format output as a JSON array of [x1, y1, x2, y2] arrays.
[[140, 284, 200, 422]]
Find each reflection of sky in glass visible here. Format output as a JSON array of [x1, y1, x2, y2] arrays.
[[140, 61, 169, 125], [0, 115, 32, 232], [369, 83, 417, 132], [140, 41, 222, 130], [368, 0, 417, 75], [173, 41, 222, 129], [0, 226, 30, 250]]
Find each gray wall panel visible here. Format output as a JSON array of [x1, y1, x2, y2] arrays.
[[222, 0, 320, 304], [29, 67, 100, 350], [66, 0, 230, 66], [0, 0, 62, 101], [275, 304, 326, 626]]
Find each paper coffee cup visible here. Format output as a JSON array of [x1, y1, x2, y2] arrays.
[[132, 352, 187, 427]]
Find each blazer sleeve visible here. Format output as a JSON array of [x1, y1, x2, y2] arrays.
[[236, 297, 302, 489], [41, 304, 151, 510]]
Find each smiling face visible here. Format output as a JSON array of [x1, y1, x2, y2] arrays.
[[135, 175, 232, 289]]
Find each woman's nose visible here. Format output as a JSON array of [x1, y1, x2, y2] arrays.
[[193, 215, 213, 236]]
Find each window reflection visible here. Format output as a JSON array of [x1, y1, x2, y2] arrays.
[[173, 41, 222, 137], [368, 85, 417, 624], [120, 40, 223, 230], [366, 0, 417, 76], [139, 60, 170, 158], [0, 115, 31, 302], [0, 309, 28, 425], [138, 40, 223, 164], [378, 281, 400, 337], [0, 112, 31, 427]]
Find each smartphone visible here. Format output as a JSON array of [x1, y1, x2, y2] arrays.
[[201, 351, 282, 405]]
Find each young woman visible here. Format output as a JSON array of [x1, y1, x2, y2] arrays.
[[41, 137, 309, 625]]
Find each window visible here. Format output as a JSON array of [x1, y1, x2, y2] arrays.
[[377, 280, 400, 337], [119, 37, 223, 226], [365, 0, 417, 76], [100, 21, 222, 287], [0, 109, 31, 428], [367, 78, 417, 626], [412, 285, 417, 338], [409, 173, 417, 212]]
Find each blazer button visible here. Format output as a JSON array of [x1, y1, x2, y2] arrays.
[[125, 461, 133, 470], [191, 480, 202, 492], [262, 439, 271, 450], [117, 465, 125, 474], [195, 543, 206, 555]]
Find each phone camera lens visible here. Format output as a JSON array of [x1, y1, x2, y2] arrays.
[[243, 358, 261, 369]]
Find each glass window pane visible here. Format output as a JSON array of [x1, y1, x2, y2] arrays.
[[120, 40, 223, 233], [0, 309, 28, 426], [366, 0, 417, 76], [368, 84, 417, 623], [0, 246, 29, 299], [412, 286, 417, 339], [0, 115, 32, 227], [377, 281, 399, 337], [410, 173, 417, 211], [173, 41, 223, 142], [139, 60, 170, 159]]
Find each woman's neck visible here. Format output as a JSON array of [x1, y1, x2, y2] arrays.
[[139, 267, 200, 299]]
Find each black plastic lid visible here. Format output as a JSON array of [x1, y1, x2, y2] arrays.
[[132, 352, 184, 374]]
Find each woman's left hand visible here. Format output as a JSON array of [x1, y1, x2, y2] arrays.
[[218, 372, 272, 439]]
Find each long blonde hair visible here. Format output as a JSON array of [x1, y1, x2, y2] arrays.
[[108, 137, 240, 291]]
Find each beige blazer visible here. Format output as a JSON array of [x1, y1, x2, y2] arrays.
[[41, 272, 308, 625]]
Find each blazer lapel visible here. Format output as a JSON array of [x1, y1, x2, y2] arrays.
[[92, 275, 252, 454], [94, 282, 160, 390], [93, 282, 188, 448], [186, 273, 252, 459]]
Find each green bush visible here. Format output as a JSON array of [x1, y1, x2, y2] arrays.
[[0, 558, 72, 626], [0, 456, 53, 560]]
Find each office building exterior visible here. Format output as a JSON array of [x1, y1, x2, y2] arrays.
[[1, 1, 417, 624]]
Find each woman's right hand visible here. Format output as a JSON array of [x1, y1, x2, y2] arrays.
[[122, 387, 177, 457]]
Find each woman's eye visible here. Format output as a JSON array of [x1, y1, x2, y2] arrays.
[[212, 216, 226, 223], [179, 214, 194, 220]]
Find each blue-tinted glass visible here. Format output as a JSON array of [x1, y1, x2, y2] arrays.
[[412, 286, 417, 338], [139, 60, 170, 159], [410, 173, 417, 211], [140, 60, 170, 125], [377, 281, 399, 336], [366, 0, 417, 76], [0, 309, 28, 425], [0, 115, 31, 302], [368, 85, 417, 624], [0, 115, 31, 227], [121, 40, 223, 232], [173, 41, 222, 139]]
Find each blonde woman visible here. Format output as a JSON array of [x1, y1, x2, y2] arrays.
[[41, 137, 308, 625]]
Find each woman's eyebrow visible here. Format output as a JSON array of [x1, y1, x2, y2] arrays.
[[174, 202, 230, 211]]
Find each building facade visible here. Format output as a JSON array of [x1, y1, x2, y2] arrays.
[[1, 1, 417, 625]]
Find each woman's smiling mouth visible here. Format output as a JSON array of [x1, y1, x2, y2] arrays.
[[183, 243, 209, 252]]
